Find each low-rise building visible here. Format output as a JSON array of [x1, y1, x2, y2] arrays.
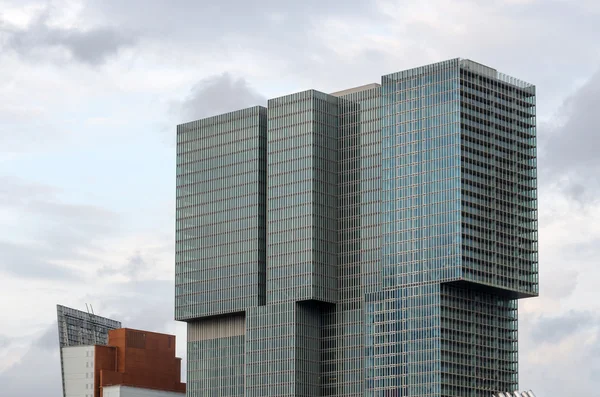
[[57, 305, 185, 397]]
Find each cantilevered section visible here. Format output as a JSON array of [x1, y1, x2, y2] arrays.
[[459, 58, 535, 89]]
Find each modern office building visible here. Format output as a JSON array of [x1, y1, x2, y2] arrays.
[[175, 58, 538, 396], [57, 305, 122, 397], [60, 327, 185, 397]]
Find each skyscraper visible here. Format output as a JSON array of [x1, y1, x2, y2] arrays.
[[175, 58, 538, 396]]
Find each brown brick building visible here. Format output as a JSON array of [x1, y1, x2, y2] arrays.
[[92, 328, 185, 397]]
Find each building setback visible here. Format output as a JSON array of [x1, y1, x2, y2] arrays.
[[175, 58, 538, 397]]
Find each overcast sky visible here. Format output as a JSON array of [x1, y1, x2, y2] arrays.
[[1, 0, 599, 395]]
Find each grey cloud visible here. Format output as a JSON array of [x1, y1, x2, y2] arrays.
[[539, 68, 600, 202], [560, 239, 600, 267], [529, 311, 597, 344], [31, 199, 118, 225], [80, 0, 600, 107], [89, 251, 176, 331], [0, 176, 58, 204], [103, 279, 175, 332], [540, 269, 579, 301], [562, 182, 591, 205], [97, 251, 152, 280], [0, 325, 62, 397], [0, 177, 120, 280], [85, 0, 388, 85], [521, 313, 600, 395], [177, 73, 266, 123], [0, 176, 118, 225], [1, 9, 136, 65], [0, 241, 81, 281], [88, 0, 380, 37], [34, 322, 58, 351]]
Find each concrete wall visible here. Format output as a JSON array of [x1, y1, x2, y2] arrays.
[[62, 345, 95, 397], [103, 385, 184, 397]]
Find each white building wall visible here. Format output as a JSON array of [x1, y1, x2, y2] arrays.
[[62, 346, 95, 397], [103, 385, 184, 397]]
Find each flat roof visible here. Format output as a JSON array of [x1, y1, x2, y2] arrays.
[[330, 83, 381, 97]]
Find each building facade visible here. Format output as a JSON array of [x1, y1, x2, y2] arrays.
[[95, 328, 186, 396], [175, 59, 538, 396], [102, 385, 186, 397], [60, 327, 185, 397], [57, 305, 122, 397]]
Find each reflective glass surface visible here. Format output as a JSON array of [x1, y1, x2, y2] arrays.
[[175, 59, 537, 397]]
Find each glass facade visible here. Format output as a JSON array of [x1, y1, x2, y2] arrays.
[[266, 90, 338, 305], [325, 86, 382, 397], [187, 315, 246, 396], [175, 106, 267, 320], [459, 60, 538, 297], [56, 305, 121, 397], [175, 59, 537, 397]]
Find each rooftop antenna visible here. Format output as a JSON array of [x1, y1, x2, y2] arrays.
[[90, 304, 95, 315], [85, 303, 90, 314]]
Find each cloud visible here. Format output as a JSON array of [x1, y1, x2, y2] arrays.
[[86, 0, 380, 39], [175, 73, 266, 123], [520, 312, 600, 395], [562, 182, 594, 205], [103, 279, 176, 332], [97, 251, 153, 280], [78, 0, 393, 93], [1, 8, 137, 65], [529, 311, 598, 344], [0, 241, 81, 280], [539, 68, 600, 203], [34, 322, 59, 351], [0, 325, 62, 397], [0, 175, 58, 203], [0, 176, 120, 280]]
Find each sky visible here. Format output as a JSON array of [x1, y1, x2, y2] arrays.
[[0, 0, 599, 395]]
